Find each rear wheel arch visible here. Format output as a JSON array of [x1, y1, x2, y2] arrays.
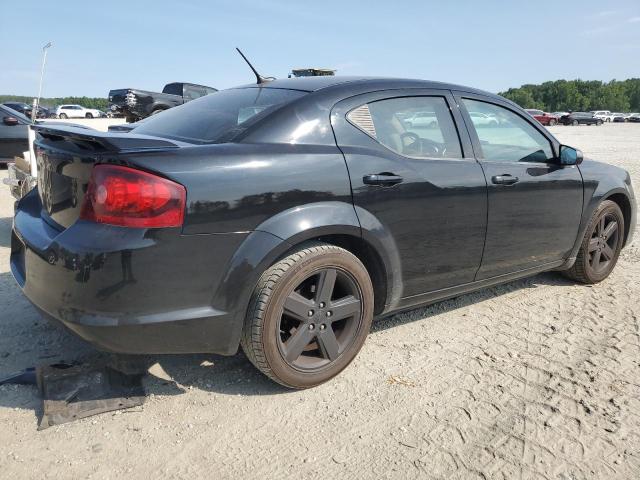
[[215, 202, 400, 323], [276, 234, 389, 316]]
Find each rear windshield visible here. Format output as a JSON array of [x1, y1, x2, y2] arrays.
[[132, 88, 307, 144]]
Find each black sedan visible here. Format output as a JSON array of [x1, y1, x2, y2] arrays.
[[0, 104, 30, 164], [11, 77, 637, 388], [560, 112, 603, 126]]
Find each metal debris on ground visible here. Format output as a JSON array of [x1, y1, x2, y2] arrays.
[[37, 362, 145, 430]]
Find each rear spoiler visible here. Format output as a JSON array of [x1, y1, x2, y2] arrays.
[[32, 124, 181, 153]]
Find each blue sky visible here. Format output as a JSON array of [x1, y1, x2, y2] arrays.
[[1, 0, 639, 97]]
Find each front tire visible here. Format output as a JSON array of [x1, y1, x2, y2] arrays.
[[549, 119, 557, 126], [563, 200, 624, 284], [85, 113, 93, 119], [59, 113, 68, 119], [571, 120, 579, 126], [241, 243, 374, 389]]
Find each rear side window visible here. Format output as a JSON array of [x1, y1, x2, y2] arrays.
[[462, 98, 553, 163], [133, 88, 307, 144], [162, 83, 183, 96], [347, 96, 462, 159]]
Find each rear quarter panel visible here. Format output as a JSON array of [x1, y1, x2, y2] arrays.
[[125, 142, 353, 234]]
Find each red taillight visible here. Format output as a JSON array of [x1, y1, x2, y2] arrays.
[[80, 164, 186, 228]]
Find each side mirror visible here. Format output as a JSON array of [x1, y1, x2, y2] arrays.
[[3, 116, 19, 126], [559, 145, 583, 166]]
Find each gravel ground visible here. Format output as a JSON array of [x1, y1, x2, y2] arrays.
[[0, 123, 638, 479]]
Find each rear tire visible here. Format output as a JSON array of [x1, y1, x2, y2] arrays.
[[562, 200, 624, 284], [241, 243, 374, 389]]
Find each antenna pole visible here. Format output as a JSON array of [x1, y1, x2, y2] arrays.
[[235, 47, 268, 84]]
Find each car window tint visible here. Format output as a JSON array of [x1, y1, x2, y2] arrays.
[[348, 96, 462, 159], [163, 83, 183, 96], [133, 87, 307, 144], [462, 98, 553, 163]]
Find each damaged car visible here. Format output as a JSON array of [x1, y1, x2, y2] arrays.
[[10, 76, 637, 389], [108, 82, 217, 122]]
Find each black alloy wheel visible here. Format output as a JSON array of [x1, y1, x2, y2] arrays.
[[563, 200, 624, 283], [587, 213, 619, 275], [277, 268, 362, 370], [241, 243, 374, 388]]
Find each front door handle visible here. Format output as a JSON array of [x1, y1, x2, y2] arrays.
[[491, 174, 519, 185], [363, 173, 404, 186]]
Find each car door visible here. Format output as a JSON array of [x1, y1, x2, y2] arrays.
[[0, 107, 29, 160], [332, 90, 487, 298], [455, 93, 583, 279]]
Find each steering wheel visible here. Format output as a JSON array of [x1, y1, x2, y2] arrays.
[[400, 132, 445, 157], [400, 132, 420, 151]]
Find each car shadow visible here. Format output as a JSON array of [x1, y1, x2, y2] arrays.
[[371, 271, 575, 333], [0, 269, 578, 418]]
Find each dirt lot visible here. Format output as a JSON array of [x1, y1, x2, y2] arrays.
[[0, 123, 638, 479]]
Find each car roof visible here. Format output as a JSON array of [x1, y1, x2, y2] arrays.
[[235, 76, 502, 100]]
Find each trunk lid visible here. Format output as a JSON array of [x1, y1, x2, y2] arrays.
[[32, 125, 180, 229]]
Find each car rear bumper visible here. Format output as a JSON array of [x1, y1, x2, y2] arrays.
[[10, 190, 249, 355]]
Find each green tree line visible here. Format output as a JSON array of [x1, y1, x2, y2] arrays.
[[0, 95, 108, 110], [4, 78, 640, 114], [499, 79, 640, 112]]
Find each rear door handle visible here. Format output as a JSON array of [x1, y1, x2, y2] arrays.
[[491, 174, 519, 185], [363, 173, 404, 186]]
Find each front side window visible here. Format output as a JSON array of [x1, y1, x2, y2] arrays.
[[462, 98, 553, 163], [347, 96, 462, 159]]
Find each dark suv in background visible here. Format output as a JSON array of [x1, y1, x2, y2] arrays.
[[559, 112, 603, 126]]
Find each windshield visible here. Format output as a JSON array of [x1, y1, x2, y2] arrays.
[[132, 87, 307, 144]]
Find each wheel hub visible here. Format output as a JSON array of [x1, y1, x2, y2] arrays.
[[277, 268, 363, 370]]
